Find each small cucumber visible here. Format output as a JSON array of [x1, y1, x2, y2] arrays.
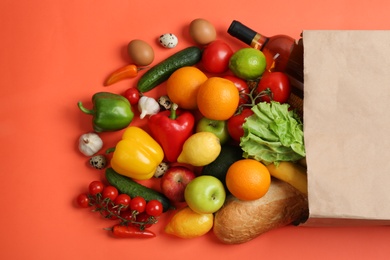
[[137, 46, 202, 93], [105, 168, 172, 212]]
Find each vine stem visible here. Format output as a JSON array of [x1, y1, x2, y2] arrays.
[[234, 80, 273, 115]]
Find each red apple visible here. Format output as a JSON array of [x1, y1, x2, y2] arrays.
[[160, 166, 196, 202]]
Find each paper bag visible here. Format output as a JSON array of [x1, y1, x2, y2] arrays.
[[302, 30, 390, 226]]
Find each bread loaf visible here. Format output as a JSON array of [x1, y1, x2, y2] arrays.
[[213, 179, 309, 244]]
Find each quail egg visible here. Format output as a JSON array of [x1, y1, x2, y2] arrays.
[[89, 155, 107, 170], [154, 162, 170, 178], [159, 33, 178, 48]]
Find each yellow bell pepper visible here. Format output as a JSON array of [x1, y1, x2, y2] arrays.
[[110, 126, 164, 180]]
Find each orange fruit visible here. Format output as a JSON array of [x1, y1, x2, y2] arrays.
[[166, 66, 208, 110], [197, 77, 239, 120], [225, 159, 271, 201]]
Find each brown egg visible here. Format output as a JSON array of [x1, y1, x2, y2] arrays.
[[189, 18, 217, 45], [127, 39, 155, 66]]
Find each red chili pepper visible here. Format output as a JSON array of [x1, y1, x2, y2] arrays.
[[148, 104, 195, 163], [108, 224, 156, 238], [104, 64, 146, 86]]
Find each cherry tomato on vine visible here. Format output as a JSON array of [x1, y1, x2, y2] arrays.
[[132, 212, 154, 228], [201, 40, 234, 74], [130, 196, 146, 213], [114, 194, 131, 208], [101, 206, 120, 220], [123, 87, 140, 105], [256, 72, 291, 103], [145, 200, 163, 217], [102, 186, 119, 201], [120, 210, 134, 221], [227, 108, 254, 142], [88, 180, 104, 195], [76, 193, 90, 208], [223, 75, 250, 105]]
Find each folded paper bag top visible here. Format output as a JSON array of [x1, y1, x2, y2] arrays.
[[302, 30, 390, 226]]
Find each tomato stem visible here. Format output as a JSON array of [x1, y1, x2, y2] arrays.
[[235, 79, 275, 115]]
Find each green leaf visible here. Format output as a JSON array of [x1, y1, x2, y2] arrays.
[[240, 101, 305, 165]]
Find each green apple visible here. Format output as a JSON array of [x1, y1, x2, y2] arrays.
[[184, 175, 226, 214], [196, 117, 230, 144]]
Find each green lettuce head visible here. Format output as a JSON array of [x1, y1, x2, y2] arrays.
[[240, 101, 305, 165]]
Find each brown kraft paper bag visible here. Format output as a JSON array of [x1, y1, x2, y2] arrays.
[[302, 30, 390, 226]]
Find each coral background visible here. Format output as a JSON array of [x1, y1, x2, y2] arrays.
[[1, 0, 389, 259]]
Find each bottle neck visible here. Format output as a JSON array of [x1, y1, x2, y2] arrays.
[[251, 33, 269, 51], [227, 20, 303, 95]]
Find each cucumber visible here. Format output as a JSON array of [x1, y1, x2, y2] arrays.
[[137, 46, 202, 93], [105, 168, 173, 212]]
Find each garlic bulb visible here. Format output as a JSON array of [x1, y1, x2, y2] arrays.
[[138, 96, 160, 119], [78, 133, 103, 156]]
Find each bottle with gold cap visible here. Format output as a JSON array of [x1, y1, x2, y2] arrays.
[[227, 20, 303, 97]]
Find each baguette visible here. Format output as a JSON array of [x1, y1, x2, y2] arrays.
[[213, 179, 309, 244]]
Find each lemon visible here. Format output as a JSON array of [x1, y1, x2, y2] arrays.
[[229, 48, 266, 80], [164, 207, 214, 238], [177, 132, 221, 166]]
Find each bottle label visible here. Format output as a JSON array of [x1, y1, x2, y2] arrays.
[[251, 34, 265, 50]]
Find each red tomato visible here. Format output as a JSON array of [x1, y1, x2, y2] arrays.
[[132, 212, 154, 229], [227, 108, 254, 142], [201, 40, 234, 74], [88, 180, 104, 196], [145, 200, 163, 217], [123, 87, 140, 105], [76, 193, 90, 208], [223, 75, 250, 105], [120, 210, 134, 221], [102, 186, 119, 201], [102, 206, 120, 220], [114, 194, 131, 208], [256, 72, 291, 103], [130, 196, 146, 213]]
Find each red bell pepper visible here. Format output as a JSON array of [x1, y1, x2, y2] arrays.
[[148, 104, 195, 163]]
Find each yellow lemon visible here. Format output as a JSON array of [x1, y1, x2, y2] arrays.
[[177, 132, 221, 166], [164, 207, 214, 239]]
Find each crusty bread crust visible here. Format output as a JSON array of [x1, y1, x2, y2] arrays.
[[213, 179, 309, 244]]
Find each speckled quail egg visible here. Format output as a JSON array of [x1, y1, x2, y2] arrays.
[[158, 95, 172, 110], [159, 33, 178, 48], [89, 155, 107, 170], [154, 162, 170, 178]]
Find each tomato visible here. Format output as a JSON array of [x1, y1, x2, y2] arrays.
[[76, 193, 90, 208], [132, 212, 154, 229], [120, 210, 134, 221], [145, 200, 163, 217], [201, 40, 233, 74], [102, 186, 119, 201], [129, 196, 146, 213], [227, 108, 254, 142], [114, 194, 131, 209], [102, 206, 120, 220], [123, 87, 140, 105], [223, 75, 250, 105], [88, 180, 104, 196], [256, 72, 291, 103]]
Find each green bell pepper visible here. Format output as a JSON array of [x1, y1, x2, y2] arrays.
[[78, 92, 134, 132]]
